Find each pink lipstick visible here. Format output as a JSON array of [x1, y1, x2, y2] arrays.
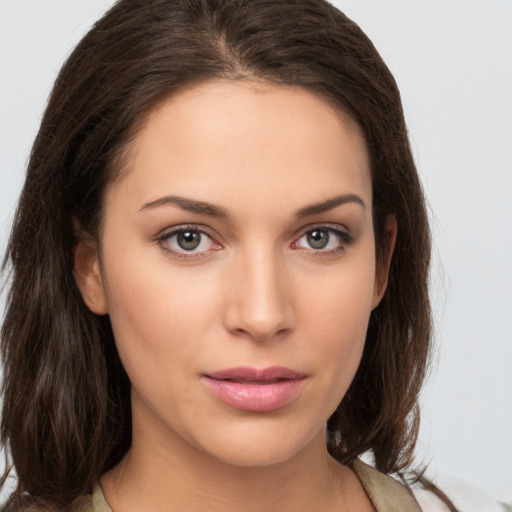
[[202, 366, 306, 412]]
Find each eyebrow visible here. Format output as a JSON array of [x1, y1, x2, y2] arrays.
[[295, 194, 366, 217], [139, 195, 230, 218], [138, 193, 365, 219]]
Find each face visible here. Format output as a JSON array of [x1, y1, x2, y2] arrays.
[[75, 80, 391, 468]]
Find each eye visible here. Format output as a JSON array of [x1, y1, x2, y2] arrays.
[[292, 227, 353, 253], [157, 226, 221, 258]]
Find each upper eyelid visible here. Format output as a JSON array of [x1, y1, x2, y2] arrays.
[[156, 226, 219, 259], [292, 225, 355, 250], [154, 222, 352, 245], [154, 226, 220, 257], [156, 224, 217, 240], [292, 222, 351, 239]]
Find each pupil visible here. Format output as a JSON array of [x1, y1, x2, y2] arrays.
[[307, 230, 329, 249], [177, 231, 201, 251]]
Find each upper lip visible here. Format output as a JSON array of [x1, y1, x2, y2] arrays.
[[204, 366, 307, 382]]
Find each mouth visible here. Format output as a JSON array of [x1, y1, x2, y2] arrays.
[[202, 366, 307, 412]]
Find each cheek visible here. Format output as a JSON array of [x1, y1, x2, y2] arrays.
[[296, 257, 376, 402], [299, 250, 376, 337], [101, 247, 221, 387]]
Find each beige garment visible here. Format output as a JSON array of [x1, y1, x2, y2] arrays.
[[72, 460, 422, 512], [352, 459, 423, 511]]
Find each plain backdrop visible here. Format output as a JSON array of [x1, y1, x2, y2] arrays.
[[0, 0, 511, 504]]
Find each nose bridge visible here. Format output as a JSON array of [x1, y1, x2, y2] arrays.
[[225, 241, 294, 340]]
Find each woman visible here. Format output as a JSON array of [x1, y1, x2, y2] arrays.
[[1, 0, 453, 510]]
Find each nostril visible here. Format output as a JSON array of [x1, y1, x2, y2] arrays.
[[229, 324, 292, 342]]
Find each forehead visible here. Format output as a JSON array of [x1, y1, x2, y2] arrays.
[[108, 80, 372, 218]]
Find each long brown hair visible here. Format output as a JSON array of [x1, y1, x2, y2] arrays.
[[2, 0, 434, 509]]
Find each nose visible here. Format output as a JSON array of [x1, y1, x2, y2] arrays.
[[223, 246, 295, 341]]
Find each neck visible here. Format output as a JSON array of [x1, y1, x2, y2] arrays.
[[101, 414, 353, 512]]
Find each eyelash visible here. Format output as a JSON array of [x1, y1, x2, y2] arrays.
[[291, 226, 354, 257], [156, 225, 220, 260], [155, 224, 354, 260]]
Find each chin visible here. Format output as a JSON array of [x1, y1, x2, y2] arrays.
[[192, 418, 326, 468]]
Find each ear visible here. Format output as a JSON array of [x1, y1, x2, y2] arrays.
[[371, 214, 397, 309], [73, 238, 108, 315]]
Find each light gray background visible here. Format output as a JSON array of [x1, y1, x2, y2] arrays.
[[1, 0, 511, 503]]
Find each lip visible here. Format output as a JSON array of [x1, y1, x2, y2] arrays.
[[202, 366, 307, 412]]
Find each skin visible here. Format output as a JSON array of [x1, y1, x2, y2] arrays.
[[75, 80, 396, 512]]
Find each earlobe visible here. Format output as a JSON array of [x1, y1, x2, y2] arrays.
[[73, 239, 108, 315], [372, 214, 397, 309]]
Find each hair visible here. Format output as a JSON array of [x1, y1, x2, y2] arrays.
[[1, 0, 437, 509]]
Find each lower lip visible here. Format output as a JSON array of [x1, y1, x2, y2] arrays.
[[202, 377, 305, 412]]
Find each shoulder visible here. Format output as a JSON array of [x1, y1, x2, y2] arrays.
[[0, 496, 95, 512], [352, 459, 424, 511], [0, 487, 110, 512], [414, 473, 511, 512], [411, 488, 452, 512], [352, 459, 510, 512], [69, 495, 94, 512], [70, 485, 111, 512], [351, 459, 450, 512]]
